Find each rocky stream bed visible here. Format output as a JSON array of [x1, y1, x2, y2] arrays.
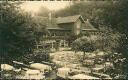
[[1, 51, 114, 79]]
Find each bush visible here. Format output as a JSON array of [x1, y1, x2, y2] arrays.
[[72, 27, 122, 53], [95, 27, 122, 52], [72, 35, 98, 53], [103, 52, 127, 79], [17, 49, 50, 64]]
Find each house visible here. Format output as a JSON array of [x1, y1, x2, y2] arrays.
[[47, 15, 97, 36], [35, 15, 97, 50]]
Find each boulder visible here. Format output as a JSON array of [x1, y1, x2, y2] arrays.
[[69, 74, 99, 79], [104, 62, 113, 68], [66, 63, 81, 69], [14, 68, 21, 73], [26, 69, 40, 75], [30, 63, 52, 73], [57, 68, 71, 78], [87, 53, 96, 58], [70, 69, 83, 75], [92, 64, 105, 72], [1, 64, 14, 71], [92, 72, 112, 79], [97, 51, 105, 56], [83, 60, 94, 66], [23, 69, 45, 79]]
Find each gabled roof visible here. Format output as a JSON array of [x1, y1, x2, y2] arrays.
[[56, 15, 85, 24], [34, 15, 97, 31]]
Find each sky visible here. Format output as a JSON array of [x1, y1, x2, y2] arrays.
[[21, 1, 71, 14]]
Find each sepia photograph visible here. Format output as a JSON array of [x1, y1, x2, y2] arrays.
[[0, 0, 128, 79]]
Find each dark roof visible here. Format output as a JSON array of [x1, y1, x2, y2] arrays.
[[56, 15, 85, 24]]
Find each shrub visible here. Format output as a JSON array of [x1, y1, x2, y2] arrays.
[[72, 27, 123, 61], [17, 49, 50, 64], [72, 35, 98, 53], [95, 27, 122, 52], [72, 27, 122, 53], [72, 35, 98, 60], [0, 2, 36, 62]]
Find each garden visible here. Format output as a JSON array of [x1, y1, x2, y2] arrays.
[[1, 1, 128, 79]]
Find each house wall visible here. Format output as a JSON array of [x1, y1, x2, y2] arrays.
[[58, 23, 74, 35], [58, 23, 74, 30], [73, 19, 82, 35], [58, 19, 82, 35]]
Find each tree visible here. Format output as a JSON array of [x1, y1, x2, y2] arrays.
[[72, 35, 97, 60], [32, 16, 50, 43], [72, 27, 122, 60], [55, 1, 128, 38], [0, 2, 36, 62], [37, 6, 50, 17], [56, 0, 128, 77]]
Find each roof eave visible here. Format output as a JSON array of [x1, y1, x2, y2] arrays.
[[47, 28, 71, 30], [82, 29, 97, 31], [57, 22, 74, 24]]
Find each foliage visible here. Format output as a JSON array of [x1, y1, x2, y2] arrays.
[[72, 27, 122, 53], [1, 70, 18, 79], [96, 27, 122, 52], [0, 2, 36, 61], [37, 6, 50, 17], [55, 0, 128, 54], [72, 35, 97, 53], [66, 33, 83, 47], [103, 52, 128, 79], [32, 18, 50, 43], [55, 1, 128, 32], [18, 49, 50, 64], [58, 1, 128, 75]]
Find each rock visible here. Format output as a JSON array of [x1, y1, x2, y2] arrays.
[[26, 69, 40, 75], [71, 69, 83, 75], [69, 74, 99, 79], [70, 68, 91, 75], [97, 51, 105, 56], [53, 60, 65, 67], [30, 63, 52, 73], [1, 64, 14, 71], [92, 64, 105, 72], [22, 69, 45, 79], [79, 67, 91, 74], [104, 62, 113, 68], [83, 60, 94, 66], [92, 72, 112, 79], [87, 53, 96, 58], [14, 68, 21, 73], [57, 68, 71, 78], [3, 74, 12, 77], [23, 68, 29, 71], [66, 63, 81, 69]]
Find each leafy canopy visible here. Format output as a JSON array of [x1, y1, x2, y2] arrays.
[[0, 2, 36, 59]]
